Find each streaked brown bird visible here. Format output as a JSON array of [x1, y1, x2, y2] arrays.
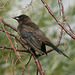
[[13, 14, 69, 58]]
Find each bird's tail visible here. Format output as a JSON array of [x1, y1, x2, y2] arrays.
[[45, 41, 69, 58]]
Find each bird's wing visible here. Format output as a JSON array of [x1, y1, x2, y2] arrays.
[[20, 29, 43, 55]]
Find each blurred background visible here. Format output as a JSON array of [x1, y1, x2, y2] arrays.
[[0, 0, 75, 75]]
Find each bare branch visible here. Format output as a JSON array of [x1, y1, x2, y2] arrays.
[[0, 46, 29, 53], [0, 18, 45, 74], [0, 0, 8, 12], [41, 0, 75, 39], [0, 28, 27, 49], [59, 0, 75, 35], [28, 49, 45, 75], [0, 20, 29, 75], [0, 18, 17, 32], [22, 55, 32, 75]]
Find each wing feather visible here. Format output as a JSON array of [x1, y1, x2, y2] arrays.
[[20, 30, 43, 55]]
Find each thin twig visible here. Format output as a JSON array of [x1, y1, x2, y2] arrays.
[[0, 18, 17, 32], [0, 18, 45, 75], [0, 29, 27, 48], [59, 0, 75, 35], [0, 28, 54, 56], [22, 55, 32, 75], [25, 55, 32, 66], [41, 0, 75, 39], [0, 20, 29, 75], [36, 69, 39, 75], [28, 49, 45, 75], [0, 46, 29, 53], [0, 0, 8, 12]]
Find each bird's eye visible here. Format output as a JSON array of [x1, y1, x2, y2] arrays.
[[20, 16, 24, 20]]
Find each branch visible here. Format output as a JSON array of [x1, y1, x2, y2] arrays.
[[41, 0, 75, 39], [59, 0, 75, 35], [0, 46, 29, 53], [22, 55, 32, 75], [0, 28, 54, 57], [29, 50, 45, 75], [0, 19, 45, 75], [0, 19, 29, 75], [0, 0, 8, 12], [0, 18, 17, 32], [0, 28, 28, 49]]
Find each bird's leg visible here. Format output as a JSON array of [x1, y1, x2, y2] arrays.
[[30, 48, 38, 58]]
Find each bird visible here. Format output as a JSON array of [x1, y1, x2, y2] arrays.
[[13, 14, 69, 58]]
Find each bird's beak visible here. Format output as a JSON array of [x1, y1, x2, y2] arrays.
[[12, 16, 19, 20]]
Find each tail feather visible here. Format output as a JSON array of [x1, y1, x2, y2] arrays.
[[45, 41, 69, 58]]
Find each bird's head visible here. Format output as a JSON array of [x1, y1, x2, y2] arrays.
[[13, 14, 31, 24]]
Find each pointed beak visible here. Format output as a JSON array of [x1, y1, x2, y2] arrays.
[[12, 16, 19, 20]]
